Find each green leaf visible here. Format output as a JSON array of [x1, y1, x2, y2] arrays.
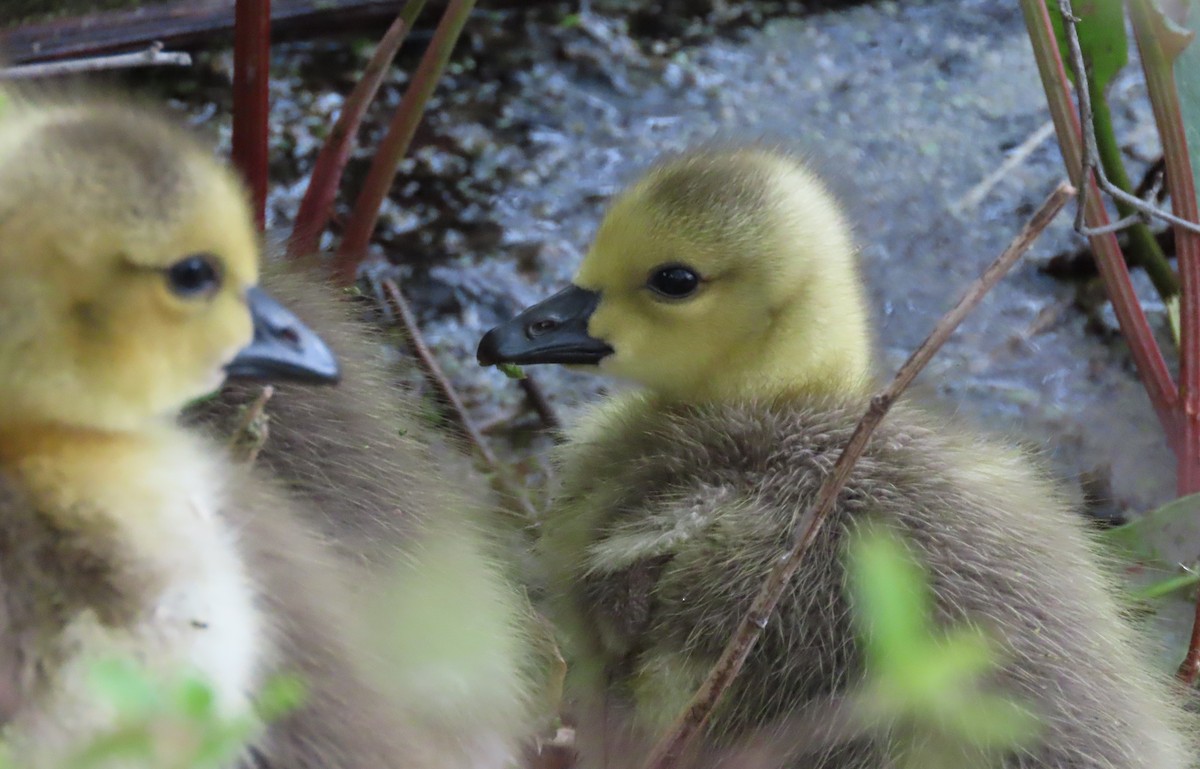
[[849, 528, 931, 671], [848, 528, 1040, 759], [1132, 569, 1200, 601], [255, 674, 308, 720], [498, 362, 527, 380], [1047, 0, 1129, 92], [176, 675, 217, 719], [1099, 491, 1200, 562], [86, 659, 158, 715], [1144, 0, 1195, 60], [931, 692, 1039, 749]]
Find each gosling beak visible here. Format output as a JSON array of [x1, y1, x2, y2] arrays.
[[477, 285, 613, 366], [225, 286, 341, 384]]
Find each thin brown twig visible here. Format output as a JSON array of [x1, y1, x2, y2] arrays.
[[1056, 0, 1200, 236], [228, 385, 275, 465], [0, 43, 190, 78], [639, 181, 1076, 769], [377, 277, 540, 520]]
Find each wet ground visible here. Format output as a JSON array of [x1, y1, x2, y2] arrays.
[[312, 0, 1174, 519], [113, 0, 1189, 651]]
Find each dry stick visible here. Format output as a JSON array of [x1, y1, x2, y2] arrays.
[[1056, 0, 1200, 236], [228, 386, 275, 465], [378, 277, 540, 520], [288, 1, 428, 258], [0, 43, 190, 78], [956, 120, 1056, 212], [1020, 0, 1180, 448], [640, 182, 1076, 769]]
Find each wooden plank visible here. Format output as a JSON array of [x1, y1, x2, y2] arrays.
[[0, 0, 414, 63]]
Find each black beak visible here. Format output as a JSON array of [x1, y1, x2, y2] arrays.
[[477, 285, 613, 367], [225, 286, 341, 384]]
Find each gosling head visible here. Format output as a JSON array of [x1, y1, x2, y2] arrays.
[[478, 148, 873, 402], [0, 96, 339, 432]]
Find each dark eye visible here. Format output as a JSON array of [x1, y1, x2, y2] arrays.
[[165, 254, 221, 298], [647, 264, 701, 298]]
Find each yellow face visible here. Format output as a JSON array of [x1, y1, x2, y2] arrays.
[[574, 193, 785, 398], [572, 150, 873, 402], [0, 107, 262, 430], [478, 149, 874, 402]]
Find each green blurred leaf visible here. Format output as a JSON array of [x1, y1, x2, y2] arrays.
[[61, 659, 308, 769], [86, 659, 159, 715], [932, 692, 1039, 749], [1099, 491, 1200, 562], [849, 528, 1039, 763], [177, 676, 217, 719], [256, 674, 308, 720], [850, 528, 930, 671]]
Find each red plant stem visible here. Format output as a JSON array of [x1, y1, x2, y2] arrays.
[[1123, 0, 1200, 685], [1019, 0, 1180, 450], [231, 0, 271, 230], [288, 0, 428, 258], [640, 183, 1075, 769], [331, 0, 476, 286], [1128, 0, 1200, 497]]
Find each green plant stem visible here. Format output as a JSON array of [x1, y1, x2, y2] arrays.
[[1019, 0, 1179, 449], [1091, 93, 1180, 300], [332, 0, 476, 285]]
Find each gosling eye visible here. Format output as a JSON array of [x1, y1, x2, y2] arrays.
[[647, 264, 701, 299], [165, 254, 222, 299]]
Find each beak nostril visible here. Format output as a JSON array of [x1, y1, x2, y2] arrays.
[[527, 318, 559, 338], [277, 326, 302, 348]]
